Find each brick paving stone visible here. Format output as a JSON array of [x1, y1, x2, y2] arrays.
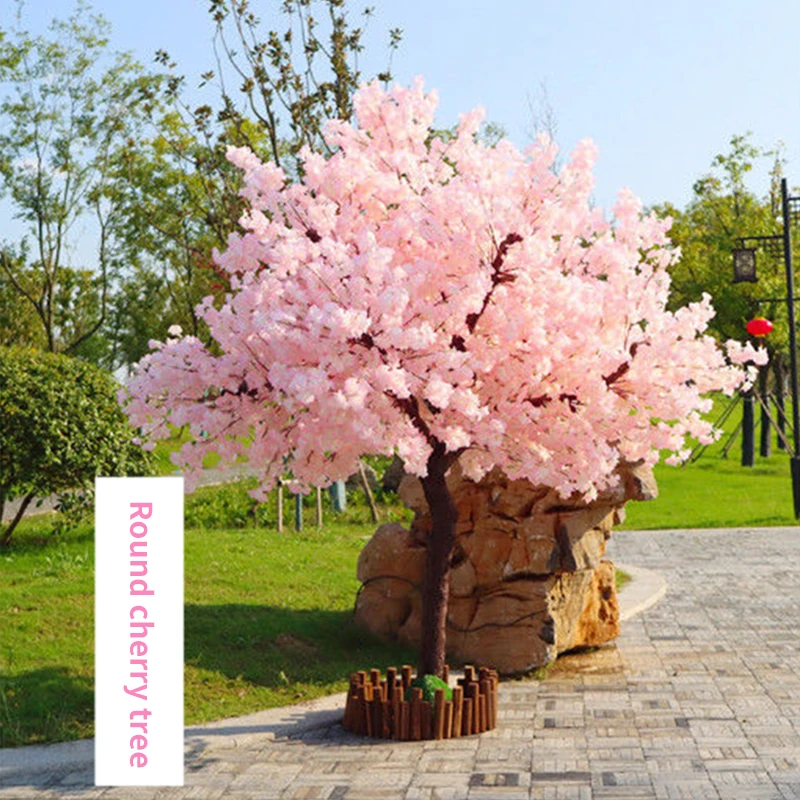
[[182, 789, 227, 800], [409, 773, 472, 789], [349, 770, 412, 790], [466, 789, 529, 800], [279, 787, 335, 800], [534, 788, 593, 800], [0, 790, 61, 800], [335, 790, 407, 800], [48, 794, 109, 800], [415, 757, 476, 774], [403, 789, 466, 800], [474, 745, 532, 765], [536, 760, 591, 774], [651, 779, 720, 799]]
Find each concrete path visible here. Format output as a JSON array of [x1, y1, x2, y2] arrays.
[[3, 527, 800, 799]]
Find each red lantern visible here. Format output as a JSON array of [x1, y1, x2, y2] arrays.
[[746, 317, 773, 337]]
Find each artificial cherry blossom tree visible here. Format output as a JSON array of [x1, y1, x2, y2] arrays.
[[122, 78, 764, 678]]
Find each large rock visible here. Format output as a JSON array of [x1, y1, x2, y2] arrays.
[[549, 560, 621, 653], [356, 522, 425, 586], [354, 459, 653, 674]]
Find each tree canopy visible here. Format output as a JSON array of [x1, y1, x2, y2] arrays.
[[654, 134, 792, 350], [0, 3, 163, 365], [0, 346, 152, 544], [121, 80, 764, 674]]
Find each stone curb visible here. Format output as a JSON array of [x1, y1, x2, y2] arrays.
[[0, 738, 94, 783], [616, 561, 668, 622], [0, 693, 350, 781], [0, 562, 667, 780]]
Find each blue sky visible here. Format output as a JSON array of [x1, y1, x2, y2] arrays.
[[6, 0, 800, 214]]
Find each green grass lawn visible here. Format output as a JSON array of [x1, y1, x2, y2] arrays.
[[622, 393, 798, 529], [621, 456, 797, 529], [1, 393, 795, 747], [0, 487, 417, 747]]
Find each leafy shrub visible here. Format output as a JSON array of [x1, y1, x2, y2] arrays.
[[0, 347, 152, 544], [184, 481, 262, 529], [404, 674, 452, 704]]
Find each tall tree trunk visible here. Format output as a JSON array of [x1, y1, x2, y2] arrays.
[[418, 443, 458, 679], [741, 390, 755, 467], [759, 365, 772, 458], [775, 355, 787, 451]]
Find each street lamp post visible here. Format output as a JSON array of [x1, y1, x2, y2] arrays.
[[733, 178, 800, 518], [780, 179, 800, 519]]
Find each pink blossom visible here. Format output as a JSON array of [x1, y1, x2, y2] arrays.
[[120, 79, 764, 497]]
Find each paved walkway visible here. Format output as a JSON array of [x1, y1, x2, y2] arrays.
[[3, 527, 800, 799], [1, 466, 260, 524]]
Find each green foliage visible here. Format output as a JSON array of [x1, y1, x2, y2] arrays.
[[655, 134, 795, 352], [404, 674, 452, 703], [0, 347, 152, 544], [185, 481, 265, 530], [0, 269, 44, 349], [184, 476, 412, 530], [0, 1, 406, 368], [0, 2, 166, 366], [203, 0, 403, 173]]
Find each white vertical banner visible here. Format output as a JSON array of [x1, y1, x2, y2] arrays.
[[95, 477, 184, 786]]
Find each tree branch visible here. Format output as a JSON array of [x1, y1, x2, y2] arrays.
[[465, 232, 522, 334]]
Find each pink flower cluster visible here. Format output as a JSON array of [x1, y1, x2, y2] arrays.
[[121, 78, 765, 498]]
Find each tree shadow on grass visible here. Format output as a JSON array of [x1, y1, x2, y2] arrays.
[[184, 603, 417, 756], [0, 666, 93, 748], [1, 607, 415, 750], [184, 603, 417, 690]]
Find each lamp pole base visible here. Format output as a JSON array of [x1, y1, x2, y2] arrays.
[[791, 457, 800, 520]]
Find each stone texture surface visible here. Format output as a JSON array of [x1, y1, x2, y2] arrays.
[[355, 461, 651, 674]]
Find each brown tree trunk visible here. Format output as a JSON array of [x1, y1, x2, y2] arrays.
[[759, 364, 772, 458], [775, 355, 788, 450], [418, 443, 458, 679], [0, 492, 35, 547]]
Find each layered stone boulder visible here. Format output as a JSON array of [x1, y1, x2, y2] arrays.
[[355, 460, 655, 675]]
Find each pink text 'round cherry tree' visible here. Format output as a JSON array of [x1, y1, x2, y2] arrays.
[[121, 78, 764, 676]]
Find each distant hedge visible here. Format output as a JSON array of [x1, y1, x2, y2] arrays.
[[0, 347, 152, 544]]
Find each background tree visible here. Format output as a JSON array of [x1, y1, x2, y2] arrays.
[[0, 346, 152, 545], [206, 0, 402, 174], [654, 135, 798, 448], [654, 134, 786, 344], [122, 81, 762, 677], [0, 2, 164, 367], [0, 262, 44, 348], [109, 106, 250, 355], [102, 0, 404, 366]]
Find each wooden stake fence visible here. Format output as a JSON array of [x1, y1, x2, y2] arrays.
[[343, 664, 499, 740]]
